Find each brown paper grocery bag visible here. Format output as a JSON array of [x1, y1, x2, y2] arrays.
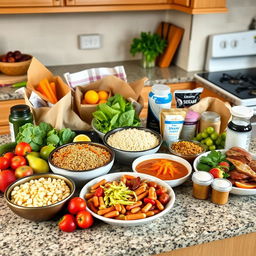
[[189, 97, 231, 133], [75, 75, 146, 124], [25, 57, 90, 130]]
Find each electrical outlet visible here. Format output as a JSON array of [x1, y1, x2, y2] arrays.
[[78, 34, 101, 49]]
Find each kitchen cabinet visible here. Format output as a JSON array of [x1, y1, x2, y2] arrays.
[[0, 0, 226, 14], [0, 99, 25, 135], [0, 0, 63, 7]]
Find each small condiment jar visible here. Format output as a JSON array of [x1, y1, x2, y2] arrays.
[[180, 110, 200, 140], [199, 111, 221, 134], [211, 178, 232, 205], [192, 171, 214, 200]]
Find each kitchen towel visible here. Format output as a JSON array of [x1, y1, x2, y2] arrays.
[[64, 66, 127, 89]]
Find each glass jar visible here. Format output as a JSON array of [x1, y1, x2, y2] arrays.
[[180, 110, 200, 140], [9, 104, 33, 142], [199, 111, 221, 134], [225, 106, 253, 151], [211, 178, 232, 205], [192, 171, 214, 200]]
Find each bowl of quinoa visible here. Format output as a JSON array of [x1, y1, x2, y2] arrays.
[[103, 127, 162, 164], [49, 142, 115, 186]]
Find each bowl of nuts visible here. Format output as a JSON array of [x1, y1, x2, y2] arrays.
[[0, 50, 32, 76], [4, 173, 75, 221]]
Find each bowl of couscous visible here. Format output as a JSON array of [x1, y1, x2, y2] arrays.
[[103, 127, 162, 164], [4, 173, 75, 221], [48, 142, 115, 187]]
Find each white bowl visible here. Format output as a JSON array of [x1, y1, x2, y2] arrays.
[[49, 142, 115, 187], [79, 172, 175, 227], [193, 149, 256, 196], [103, 127, 162, 164], [132, 153, 192, 187], [91, 119, 105, 140]]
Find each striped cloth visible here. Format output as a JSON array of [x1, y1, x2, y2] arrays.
[[64, 66, 127, 88]]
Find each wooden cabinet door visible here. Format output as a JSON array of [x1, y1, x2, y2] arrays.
[[172, 0, 190, 7], [0, 0, 63, 7], [66, 0, 170, 6]]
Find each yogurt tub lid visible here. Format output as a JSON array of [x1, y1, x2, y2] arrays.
[[211, 178, 232, 192], [231, 106, 253, 119], [192, 171, 214, 186], [152, 84, 170, 96]]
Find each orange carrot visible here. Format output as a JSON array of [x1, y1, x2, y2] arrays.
[[37, 78, 57, 104]]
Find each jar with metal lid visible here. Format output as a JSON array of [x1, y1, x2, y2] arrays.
[[225, 106, 253, 151], [192, 171, 214, 200], [199, 111, 221, 134], [211, 178, 232, 205], [9, 104, 34, 142]]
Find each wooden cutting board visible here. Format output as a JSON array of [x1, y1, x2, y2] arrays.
[[156, 22, 184, 68], [0, 73, 27, 85]]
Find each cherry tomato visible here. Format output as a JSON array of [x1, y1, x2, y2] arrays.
[[0, 157, 10, 170], [67, 197, 87, 215], [158, 193, 170, 205], [11, 156, 27, 170], [3, 152, 15, 161], [76, 210, 94, 229], [58, 214, 76, 232], [0, 170, 16, 192], [15, 142, 32, 156], [15, 165, 33, 179]]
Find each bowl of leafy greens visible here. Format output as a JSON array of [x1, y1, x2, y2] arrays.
[[91, 94, 141, 139]]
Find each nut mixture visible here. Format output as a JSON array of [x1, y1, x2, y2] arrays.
[[170, 141, 204, 155], [11, 177, 71, 207], [52, 144, 111, 171]]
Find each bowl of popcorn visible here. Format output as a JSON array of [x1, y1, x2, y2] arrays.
[[4, 173, 75, 221]]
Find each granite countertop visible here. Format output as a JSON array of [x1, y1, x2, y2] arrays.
[[0, 60, 197, 101], [0, 135, 256, 256]]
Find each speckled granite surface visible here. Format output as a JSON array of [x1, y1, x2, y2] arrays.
[[0, 135, 256, 256], [0, 60, 197, 101]]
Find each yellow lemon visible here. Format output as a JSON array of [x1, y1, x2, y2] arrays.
[[73, 134, 91, 142], [84, 90, 99, 104]]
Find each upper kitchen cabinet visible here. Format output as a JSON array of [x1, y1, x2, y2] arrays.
[[0, 0, 63, 7], [171, 0, 227, 14], [0, 0, 227, 14]]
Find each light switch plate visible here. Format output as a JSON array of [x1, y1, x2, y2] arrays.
[[78, 34, 101, 49]]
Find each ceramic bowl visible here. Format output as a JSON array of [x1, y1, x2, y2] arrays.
[[79, 172, 175, 227], [193, 149, 256, 195], [49, 142, 115, 187], [132, 153, 192, 187], [103, 127, 162, 164], [4, 173, 75, 221], [91, 119, 105, 140], [168, 140, 206, 163], [0, 54, 32, 76]]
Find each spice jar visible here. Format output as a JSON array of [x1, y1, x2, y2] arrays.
[[211, 178, 232, 205], [9, 104, 34, 142], [192, 171, 214, 200], [199, 111, 221, 134]]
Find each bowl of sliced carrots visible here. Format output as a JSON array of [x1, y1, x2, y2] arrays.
[[132, 153, 192, 187]]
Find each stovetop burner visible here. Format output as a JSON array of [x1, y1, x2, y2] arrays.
[[197, 68, 256, 100]]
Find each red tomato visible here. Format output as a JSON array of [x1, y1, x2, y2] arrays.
[[15, 142, 32, 156], [0, 170, 16, 192], [0, 157, 10, 170], [58, 214, 76, 232], [3, 152, 15, 161], [11, 156, 27, 170], [15, 165, 33, 179], [76, 210, 94, 229], [67, 197, 87, 215]]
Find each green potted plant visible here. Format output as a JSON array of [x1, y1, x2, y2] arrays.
[[130, 32, 167, 68]]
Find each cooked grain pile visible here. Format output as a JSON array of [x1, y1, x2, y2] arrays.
[[107, 128, 159, 151], [52, 144, 111, 171]]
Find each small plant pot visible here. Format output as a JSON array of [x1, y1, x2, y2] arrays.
[[141, 54, 156, 68]]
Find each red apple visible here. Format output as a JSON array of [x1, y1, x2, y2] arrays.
[[15, 165, 33, 179]]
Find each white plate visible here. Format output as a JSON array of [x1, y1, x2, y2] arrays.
[[132, 153, 192, 188], [193, 149, 256, 196], [79, 172, 175, 227]]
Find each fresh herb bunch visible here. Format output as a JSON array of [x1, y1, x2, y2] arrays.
[[130, 32, 167, 64], [16, 122, 76, 151]]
